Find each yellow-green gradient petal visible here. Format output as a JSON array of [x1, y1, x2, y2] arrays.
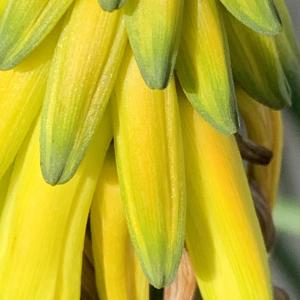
[[274, 0, 300, 105], [0, 117, 111, 300], [219, 0, 280, 35], [99, 0, 126, 12], [112, 51, 186, 288], [223, 8, 291, 109], [91, 149, 149, 300], [237, 88, 283, 209], [176, 0, 237, 134], [40, 0, 126, 185], [0, 27, 60, 179], [0, 0, 73, 69], [179, 91, 273, 300], [124, 0, 183, 89]]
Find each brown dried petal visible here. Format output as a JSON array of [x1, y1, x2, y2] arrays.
[[164, 250, 196, 300]]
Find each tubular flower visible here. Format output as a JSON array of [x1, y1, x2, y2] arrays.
[[0, 0, 298, 299]]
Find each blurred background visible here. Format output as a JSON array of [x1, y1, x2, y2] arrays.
[[271, 0, 300, 298]]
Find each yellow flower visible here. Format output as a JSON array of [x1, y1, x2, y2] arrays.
[[0, 0, 298, 299]]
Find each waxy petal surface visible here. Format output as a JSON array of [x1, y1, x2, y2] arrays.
[[113, 52, 186, 288], [40, 0, 126, 185], [224, 9, 291, 109], [176, 0, 237, 134], [274, 0, 300, 106], [91, 149, 149, 300], [219, 0, 280, 35], [124, 0, 183, 89], [0, 27, 60, 178], [0, 114, 112, 299], [179, 91, 273, 300], [0, 0, 73, 69]]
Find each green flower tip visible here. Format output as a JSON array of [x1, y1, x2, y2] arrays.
[[99, 0, 126, 12]]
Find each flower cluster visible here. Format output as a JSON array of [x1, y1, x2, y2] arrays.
[[0, 0, 298, 299]]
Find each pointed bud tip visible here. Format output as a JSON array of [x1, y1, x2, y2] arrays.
[[99, 0, 125, 12], [0, 54, 17, 70], [40, 160, 74, 186], [148, 273, 175, 289], [141, 69, 170, 90]]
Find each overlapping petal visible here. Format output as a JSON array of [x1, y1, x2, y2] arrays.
[[219, 0, 281, 35], [0, 0, 74, 69], [274, 0, 300, 106], [176, 0, 237, 134], [40, 0, 126, 185], [124, 0, 183, 89], [179, 90, 273, 299], [224, 8, 291, 109], [0, 27, 60, 179], [0, 115, 111, 299], [112, 51, 186, 288], [91, 149, 149, 300], [0, 0, 294, 298]]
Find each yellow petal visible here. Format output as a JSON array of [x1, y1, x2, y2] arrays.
[[219, 0, 281, 35], [40, 0, 127, 185], [0, 114, 112, 299], [179, 90, 273, 299], [112, 51, 186, 288], [223, 8, 291, 109], [0, 26, 60, 179], [0, 0, 74, 69], [124, 0, 183, 89], [176, 0, 237, 134], [237, 88, 283, 209], [91, 148, 149, 300], [0, 0, 8, 15]]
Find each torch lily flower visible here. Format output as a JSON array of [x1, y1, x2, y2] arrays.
[[0, 0, 298, 299]]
